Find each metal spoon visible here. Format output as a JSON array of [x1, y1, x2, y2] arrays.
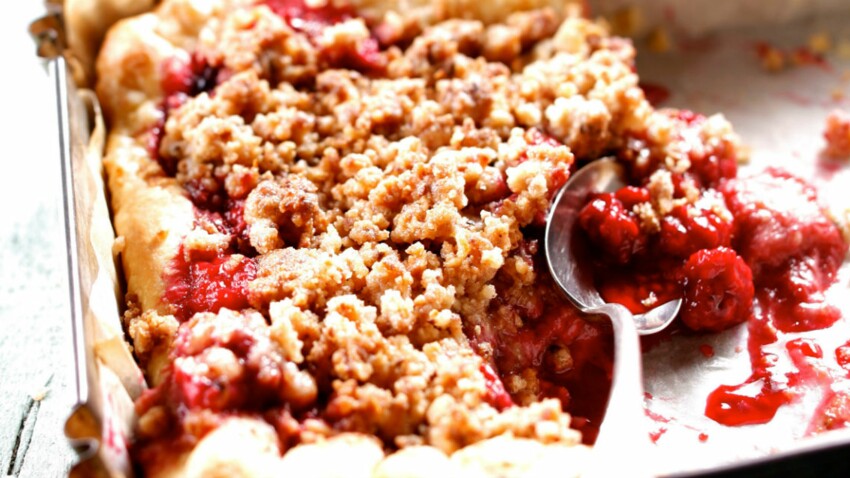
[[544, 158, 682, 477]]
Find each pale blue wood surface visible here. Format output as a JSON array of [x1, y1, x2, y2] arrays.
[[0, 3, 77, 477]]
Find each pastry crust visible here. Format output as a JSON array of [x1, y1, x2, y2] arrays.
[[94, 0, 664, 476]]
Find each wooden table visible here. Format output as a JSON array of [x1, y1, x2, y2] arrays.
[[1, 4, 77, 476]]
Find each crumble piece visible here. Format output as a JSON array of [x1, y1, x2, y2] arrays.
[[824, 110, 850, 159], [756, 42, 787, 72], [646, 26, 671, 53], [606, 5, 644, 37], [808, 32, 832, 54]]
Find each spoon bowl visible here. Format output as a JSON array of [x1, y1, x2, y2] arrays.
[[545, 158, 682, 333]]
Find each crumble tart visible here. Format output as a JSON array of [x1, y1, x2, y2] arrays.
[[94, 0, 848, 476]]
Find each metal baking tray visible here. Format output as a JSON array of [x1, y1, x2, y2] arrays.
[[33, 1, 850, 476]]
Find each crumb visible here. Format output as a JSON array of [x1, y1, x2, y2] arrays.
[[823, 110, 850, 159], [646, 26, 671, 53], [31, 387, 50, 402], [641, 291, 658, 308], [756, 43, 786, 72], [607, 5, 644, 37], [808, 32, 832, 54]]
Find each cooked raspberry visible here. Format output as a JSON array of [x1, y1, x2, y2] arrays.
[[680, 247, 754, 332], [184, 177, 227, 211], [161, 56, 194, 98], [171, 310, 317, 411], [720, 169, 846, 278], [836, 341, 850, 371], [160, 53, 220, 98], [689, 152, 738, 189], [578, 192, 647, 264], [614, 186, 651, 210], [223, 199, 253, 255], [812, 392, 850, 432], [763, 253, 843, 333], [657, 204, 733, 259], [164, 249, 257, 322]]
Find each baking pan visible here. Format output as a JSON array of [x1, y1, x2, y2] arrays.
[[32, 6, 142, 476], [31, 1, 850, 476]]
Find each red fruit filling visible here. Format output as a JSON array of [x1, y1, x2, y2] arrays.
[[700, 170, 846, 427], [265, 0, 352, 36], [721, 169, 847, 333], [578, 192, 647, 265], [180, 169, 255, 255], [680, 248, 753, 333], [577, 123, 847, 430], [133, 311, 318, 457], [837, 341, 850, 371], [481, 363, 514, 411], [619, 110, 738, 187], [657, 204, 732, 259], [264, 0, 385, 72], [467, 240, 614, 445], [163, 247, 256, 322], [149, 54, 222, 176], [721, 169, 844, 277], [705, 378, 791, 426], [597, 270, 681, 316], [639, 82, 670, 107], [170, 311, 315, 412], [161, 53, 221, 99]]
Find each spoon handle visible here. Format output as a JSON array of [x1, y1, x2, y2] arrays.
[[584, 303, 655, 477]]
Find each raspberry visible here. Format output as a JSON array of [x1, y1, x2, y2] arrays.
[[578, 192, 647, 264], [613, 186, 651, 209], [680, 247, 754, 332], [657, 204, 733, 259], [720, 169, 846, 279]]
